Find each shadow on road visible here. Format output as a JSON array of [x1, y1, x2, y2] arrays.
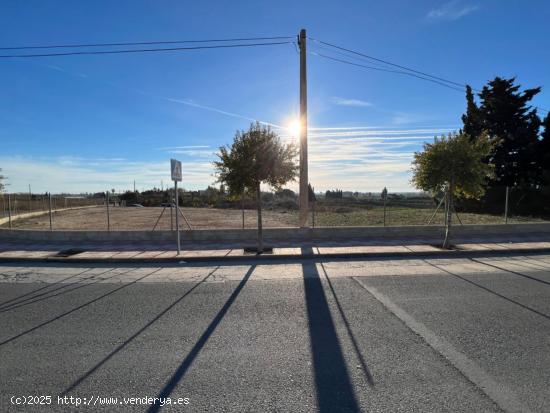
[[301, 247, 360, 413], [0, 267, 161, 347], [61, 267, 220, 395], [319, 262, 374, 387], [0, 268, 124, 314], [147, 265, 256, 413], [470, 258, 550, 287], [0, 267, 95, 308], [426, 260, 550, 321]]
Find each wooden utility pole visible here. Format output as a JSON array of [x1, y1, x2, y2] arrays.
[[298, 28, 309, 227]]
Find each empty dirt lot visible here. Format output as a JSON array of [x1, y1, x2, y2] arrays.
[[1, 205, 543, 230], [2, 206, 298, 230]]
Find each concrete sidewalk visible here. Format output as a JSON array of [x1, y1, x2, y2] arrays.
[[1, 236, 550, 263]]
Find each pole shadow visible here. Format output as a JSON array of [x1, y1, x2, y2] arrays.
[[0, 267, 162, 347], [301, 247, 360, 413], [147, 265, 255, 413], [319, 262, 374, 386], [61, 267, 219, 395]]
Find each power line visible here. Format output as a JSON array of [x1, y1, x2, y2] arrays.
[[310, 37, 549, 114], [0, 41, 293, 59], [309, 37, 467, 89], [0, 36, 295, 51], [310, 51, 466, 93]]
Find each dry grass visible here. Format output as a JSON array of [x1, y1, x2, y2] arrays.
[[2, 206, 297, 230], [2, 204, 545, 231]]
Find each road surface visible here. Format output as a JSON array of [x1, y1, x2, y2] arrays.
[[1, 254, 550, 412]]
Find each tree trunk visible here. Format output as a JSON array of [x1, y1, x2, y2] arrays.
[[443, 181, 454, 249], [256, 183, 263, 254]]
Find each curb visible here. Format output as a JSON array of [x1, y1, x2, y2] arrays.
[[1, 247, 549, 264]]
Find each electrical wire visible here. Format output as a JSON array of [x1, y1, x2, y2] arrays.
[[0, 36, 295, 50], [310, 51, 466, 93], [309, 37, 467, 89], [0, 41, 293, 58], [310, 37, 549, 113]]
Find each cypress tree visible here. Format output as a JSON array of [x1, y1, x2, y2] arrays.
[[461, 77, 542, 188]]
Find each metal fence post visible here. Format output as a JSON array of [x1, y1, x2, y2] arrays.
[[7, 194, 12, 229], [175, 181, 180, 254], [504, 186, 509, 224], [241, 190, 245, 229], [383, 198, 387, 227], [170, 204, 174, 231], [48, 193, 53, 231], [106, 191, 111, 232]]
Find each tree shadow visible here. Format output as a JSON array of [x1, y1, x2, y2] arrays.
[[0, 267, 161, 347], [147, 265, 255, 413], [61, 267, 220, 395], [301, 248, 360, 413]]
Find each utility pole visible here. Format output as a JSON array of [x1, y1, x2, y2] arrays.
[[298, 28, 309, 227]]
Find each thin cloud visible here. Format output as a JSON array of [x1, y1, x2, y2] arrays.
[[2, 127, 451, 193], [0, 156, 214, 193], [36, 62, 282, 129], [330, 97, 373, 107], [427, 1, 479, 20]]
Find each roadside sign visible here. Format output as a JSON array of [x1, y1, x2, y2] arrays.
[[171, 159, 182, 182]]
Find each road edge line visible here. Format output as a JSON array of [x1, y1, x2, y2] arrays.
[[352, 276, 532, 413]]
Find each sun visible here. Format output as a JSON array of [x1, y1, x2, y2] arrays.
[[287, 119, 301, 137]]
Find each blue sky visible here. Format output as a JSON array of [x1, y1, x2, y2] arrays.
[[1, 0, 549, 193]]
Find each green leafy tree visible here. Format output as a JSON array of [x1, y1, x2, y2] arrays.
[[461, 77, 542, 188], [214, 122, 298, 253], [411, 132, 494, 248]]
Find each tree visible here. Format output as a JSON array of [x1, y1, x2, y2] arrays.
[[411, 132, 494, 248], [461, 77, 542, 188], [214, 122, 298, 253], [541, 114, 550, 177]]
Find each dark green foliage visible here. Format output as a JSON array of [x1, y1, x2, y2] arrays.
[[461, 77, 542, 188], [540, 114, 550, 175], [411, 131, 494, 247], [325, 189, 343, 199], [214, 122, 298, 252], [214, 122, 298, 196]]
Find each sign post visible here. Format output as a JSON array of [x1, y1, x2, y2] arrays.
[[171, 159, 182, 254]]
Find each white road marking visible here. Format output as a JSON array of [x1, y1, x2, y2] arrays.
[[353, 276, 533, 413]]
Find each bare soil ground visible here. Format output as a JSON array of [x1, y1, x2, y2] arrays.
[[1, 205, 544, 231], [2, 206, 298, 230]]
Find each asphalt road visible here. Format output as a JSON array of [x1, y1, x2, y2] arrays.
[[1, 254, 550, 412]]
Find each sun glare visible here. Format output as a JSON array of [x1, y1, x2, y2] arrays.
[[287, 119, 301, 137]]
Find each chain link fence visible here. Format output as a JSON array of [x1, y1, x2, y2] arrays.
[[0, 187, 548, 231]]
